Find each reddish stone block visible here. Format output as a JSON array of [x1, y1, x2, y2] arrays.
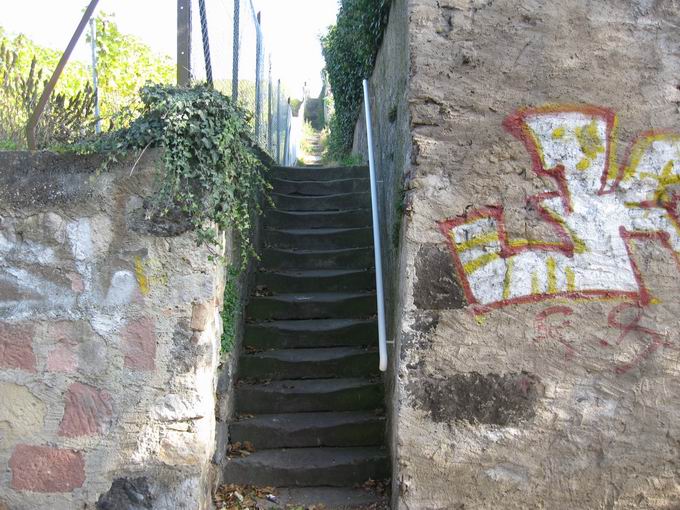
[[0, 323, 36, 372], [59, 382, 113, 437], [10, 445, 85, 492], [122, 318, 156, 371], [46, 342, 77, 373]]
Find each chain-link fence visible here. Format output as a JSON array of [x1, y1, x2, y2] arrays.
[[182, 0, 293, 163]]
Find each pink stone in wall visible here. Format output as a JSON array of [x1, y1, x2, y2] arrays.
[[46, 342, 78, 372], [9, 445, 85, 492], [0, 323, 36, 372], [122, 317, 156, 371], [66, 272, 85, 293], [59, 382, 113, 437]]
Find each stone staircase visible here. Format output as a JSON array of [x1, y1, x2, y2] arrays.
[[223, 165, 388, 508]]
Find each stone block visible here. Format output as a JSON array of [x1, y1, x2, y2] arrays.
[[46, 341, 77, 373], [0, 383, 46, 447], [122, 317, 156, 371], [0, 322, 36, 372], [59, 382, 113, 437], [150, 393, 204, 422], [159, 430, 204, 466], [191, 301, 213, 331], [10, 444, 85, 492]]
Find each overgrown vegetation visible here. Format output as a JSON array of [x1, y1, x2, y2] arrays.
[[78, 84, 269, 264], [321, 0, 391, 159], [220, 266, 240, 353], [0, 14, 173, 149], [0, 31, 95, 148]]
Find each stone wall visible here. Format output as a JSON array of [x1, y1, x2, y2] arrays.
[[363, 0, 680, 508], [351, 0, 412, 503], [0, 151, 228, 509]]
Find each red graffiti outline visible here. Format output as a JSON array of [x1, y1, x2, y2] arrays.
[[439, 105, 680, 314], [606, 302, 669, 374]]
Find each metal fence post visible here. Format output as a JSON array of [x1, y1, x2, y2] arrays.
[[88, 17, 101, 134], [177, 0, 191, 86], [231, 0, 240, 103], [276, 79, 281, 163], [26, 0, 100, 149], [198, 0, 213, 86], [254, 12, 262, 142]]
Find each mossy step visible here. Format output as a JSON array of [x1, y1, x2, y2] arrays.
[[239, 347, 379, 379], [264, 226, 373, 250], [222, 447, 388, 487], [246, 292, 377, 320], [244, 319, 378, 350], [271, 165, 368, 181], [270, 177, 370, 196], [264, 209, 372, 229], [271, 191, 371, 211], [236, 378, 383, 413], [230, 411, 385, 448], [255, 269, 375, 294], [260, 247, 374, 270]]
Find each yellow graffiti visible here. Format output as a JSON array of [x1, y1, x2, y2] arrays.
[[455, 231, 500, 251], [565, 267, 576, 292], [575, 119, 605, 160], [531, 272, 540, 294], [502, 258, 514, 300], [134, 256, 150, 296], [463, 252, 500, 274], [546, 257, 557, 293], [551, 126, 565, 140]]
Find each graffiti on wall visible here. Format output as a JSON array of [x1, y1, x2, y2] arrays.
[[439, 105, 680, 314]]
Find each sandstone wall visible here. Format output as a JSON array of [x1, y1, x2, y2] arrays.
[[380, 0, 680, 508], [0, 151, 227, 509]]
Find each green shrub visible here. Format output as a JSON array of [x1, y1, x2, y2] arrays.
[[78, 84, 270, 265], [321, 0, 391, 158]]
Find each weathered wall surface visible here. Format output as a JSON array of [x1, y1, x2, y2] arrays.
[[352, 0, 411, 504], [0, 151, 226, 509], [391, 0, 680, 508]]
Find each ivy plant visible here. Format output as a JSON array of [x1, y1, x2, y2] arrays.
[[79, 84, 269, 265], [321, 0, 391, 158]]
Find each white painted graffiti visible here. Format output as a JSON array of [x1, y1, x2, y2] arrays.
[[439, 105, 680, 313]]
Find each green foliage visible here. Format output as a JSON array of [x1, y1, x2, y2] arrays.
[[220, 266, 240, 354], [78, 84, 269, 265], [90, 13, 174, 128], [321, 0, 391, 158], [0, 30, 95, 148], [0, 14, 173, 149]]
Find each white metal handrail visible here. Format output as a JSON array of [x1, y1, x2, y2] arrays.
[[362, 79, 388, 372]]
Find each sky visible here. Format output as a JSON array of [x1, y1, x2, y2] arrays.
[[1, 0, 338, 96]]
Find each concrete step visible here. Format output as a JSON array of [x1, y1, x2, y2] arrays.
[[255, 269, 375, 294], [272, 192, 371, 211], [260, 247, 374, 271], [271, 177, 370, 196], [246, 292, 377, 320], [250, 486, 386, 510], [230, 412, 385, 448], [244, 319, 378, 350], [271, 165, 368, 181], [264, 209, 372, 229], [223, 447, 388, 487], [264, 226, 373, 250], [236, 378, 383, 413], [239, 347, 379, 380]]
